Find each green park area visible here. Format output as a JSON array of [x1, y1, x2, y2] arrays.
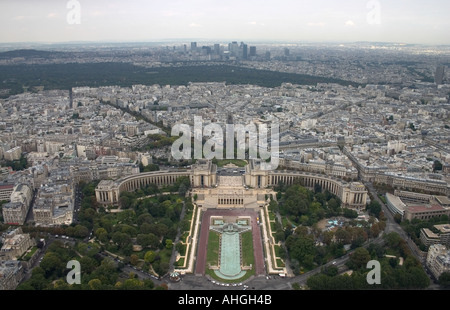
[[15, 177, 192, 290], [205, 230, 255, 283], [0, 61, 361, 98]]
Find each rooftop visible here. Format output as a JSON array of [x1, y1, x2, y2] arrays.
[[435, 196, 450, 206], [407, 204, 445, 213], [434, 224, 450, 234], [422, 228, 440, 239], [386, 193, 406, 212]]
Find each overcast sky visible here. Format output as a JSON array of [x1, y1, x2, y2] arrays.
[[1, 0, 449, 45]]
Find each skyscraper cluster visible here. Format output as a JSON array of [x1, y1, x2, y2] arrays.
[[189, 41, 256, 60]]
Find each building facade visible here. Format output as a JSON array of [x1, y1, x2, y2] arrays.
[[0, 184, 14, 202], [4, 146, 22, 161], [2, 183, 33, 225], [0, 260, 24, 290], [386, 191, 450, 221], [32, 183, 74, 226], [426, 244, 450, 279], [420, 224, 450, 248], [95, 159, 368, 210], [0, 227, 35, 261], [246, 159, 368, 210]]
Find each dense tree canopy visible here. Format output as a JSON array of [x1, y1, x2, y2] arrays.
[[306, 232, 430, 290], [0, 62, 361, 98]]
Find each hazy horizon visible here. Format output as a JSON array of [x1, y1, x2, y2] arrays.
[[1, 0, 450, 46]]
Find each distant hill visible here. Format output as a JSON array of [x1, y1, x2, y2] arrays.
[[0, 49, 64, 59]]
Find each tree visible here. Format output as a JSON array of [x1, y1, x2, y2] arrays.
[[327, 198, 339, 211], [17, 267, 48, 290], [323, 265, 339, 277], [408, 267, 430, 288], [389, 257, 398, 268], [137, 213, 153, 226], [322, 231, 334, 246], [118, 224, 137, 236], [119, 196, 132, 209], [153, 261, 170, 276], [335, 228, 351, 244], [117, 210, 137, 225], [438, 271, 450, 288], [349, 227, 368, 248], [112, 232, 132, 249], [367, 243, 385, 259], [175, 242, 186, 256], [343, 208, 358, 219], [384, 232, 403, 249], [122, 278, 144, 290], [369, 223, 381, 238], [165, 239, 173, 250], [393, 213, 402, 224], [95, 227, 108, 243], [139, 222, 153, 234], [88, 279, 103, 290], [147, 223, 169, 238], [137, 233, 159, 249], [306, 273, 330, 290], [74, 224, 89, 238], [178, 183, 188, 197], [433, 160, 443, 172], [40, 252, 65, 278], [144, 251, 156, 264], [80, 256, 99, 274], [349, 247, 371, 270], [285, 234, 316, 270], [143, 278, 155, 289], [314, 183, 322, 193], [130, 254, 139, 266], [367, 200, 381, 218], [281, 184, 313, 218], [91, 259, 119, 286]]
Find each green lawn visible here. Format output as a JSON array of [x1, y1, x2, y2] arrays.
[[20, 246, 38, 261], [205, 229, 255, 284], [269, 211, 276, 221], [274, 244, 283, 257], [206, 231, 220, 267], [276, 258, 285, 267], [175, 258, 185, 267], [241, 231, 255, 267]]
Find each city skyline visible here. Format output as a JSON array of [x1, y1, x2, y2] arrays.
[[1, 20, 449, 291], [1, 0, 450, 45]]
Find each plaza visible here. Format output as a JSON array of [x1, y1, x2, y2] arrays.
[[95, 159, 369, 279]]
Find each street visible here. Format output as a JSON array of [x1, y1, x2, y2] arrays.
[[364, 181, 426, 262]]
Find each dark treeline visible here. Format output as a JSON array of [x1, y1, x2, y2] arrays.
[[0, 63, 361, 98]]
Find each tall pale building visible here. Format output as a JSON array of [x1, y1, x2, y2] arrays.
[[435, 65, 445, 85]]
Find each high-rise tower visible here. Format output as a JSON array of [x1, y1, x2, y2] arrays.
[[435, 65, 445, 85]]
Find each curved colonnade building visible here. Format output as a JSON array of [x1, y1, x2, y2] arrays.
[[95, 159, 368, 210]]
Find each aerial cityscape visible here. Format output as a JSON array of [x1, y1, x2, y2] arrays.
[[0, 0, 449, 300]]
